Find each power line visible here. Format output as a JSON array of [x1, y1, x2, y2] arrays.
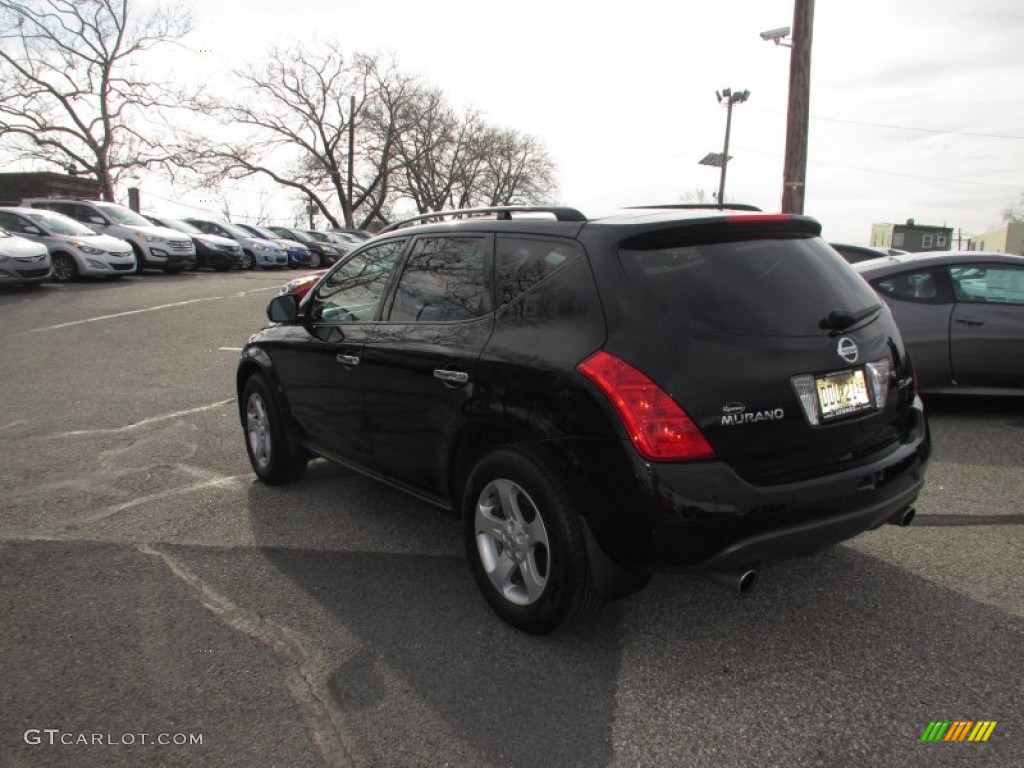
[[735, 146, 1021, 189], [748, 107, 1024, 140]]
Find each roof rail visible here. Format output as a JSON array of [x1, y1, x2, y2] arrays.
[[379, 205, 587, 233], [626, 203, 763, 212]]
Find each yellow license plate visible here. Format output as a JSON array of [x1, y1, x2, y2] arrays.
[[816, 369, 872, 420]]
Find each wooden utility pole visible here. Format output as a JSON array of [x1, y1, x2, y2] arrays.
[[781, 0, 815, 214]]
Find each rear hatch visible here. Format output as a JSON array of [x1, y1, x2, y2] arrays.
[[609, 216, 915, 484]]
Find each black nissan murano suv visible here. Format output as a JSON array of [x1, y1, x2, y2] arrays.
[[236, 205, 930, 634]]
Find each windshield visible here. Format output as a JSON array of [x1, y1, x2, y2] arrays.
[[619, 236, 881, 337], [247, 225, 278, 240], [27, 211, 96, 236], [94, 202, 153, 227], [304, 230, 330, 242], [158, 217, 202, 235]]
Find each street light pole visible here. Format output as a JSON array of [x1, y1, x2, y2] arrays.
[[781, 0, 815, 214], [716, 88, 750, 205]]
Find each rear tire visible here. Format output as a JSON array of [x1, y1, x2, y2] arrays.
[[241, 374, 307, 484], [463, 446, 599, 634]]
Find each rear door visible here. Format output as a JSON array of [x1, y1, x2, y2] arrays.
[[359, 234, 494, 496], [948, 263, 1024, 388]]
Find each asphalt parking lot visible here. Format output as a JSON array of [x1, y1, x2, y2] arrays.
[[1, 271, 1021, 768]]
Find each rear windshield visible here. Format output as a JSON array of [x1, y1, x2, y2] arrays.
[[619, 236, 881, 336]]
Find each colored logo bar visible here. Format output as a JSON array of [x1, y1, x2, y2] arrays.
[[920, 721, 997, 742]]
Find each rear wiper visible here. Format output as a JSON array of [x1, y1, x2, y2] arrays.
[[820, 304, 881, 331]]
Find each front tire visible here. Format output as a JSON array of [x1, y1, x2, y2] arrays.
[[241, 374, 307, 484], [131, 243, 146, 274], [51, 252, 79, 282], [464, 447, 599, 634], [241, 250, 254, 270]]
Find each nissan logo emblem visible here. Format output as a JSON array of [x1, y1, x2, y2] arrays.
[[837, 337, 859, 364]]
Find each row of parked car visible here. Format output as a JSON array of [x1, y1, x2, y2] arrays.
[[0, 197, 371, 286]]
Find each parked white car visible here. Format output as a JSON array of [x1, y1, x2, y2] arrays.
[[22, 198, 196, 273], [0, 207, 135, 281], [0, 226, 51, 288]]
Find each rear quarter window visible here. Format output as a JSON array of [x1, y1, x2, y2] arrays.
[[495, 236, 582, 306]]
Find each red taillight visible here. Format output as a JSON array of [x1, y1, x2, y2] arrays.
[[577, 350, 715, 461]]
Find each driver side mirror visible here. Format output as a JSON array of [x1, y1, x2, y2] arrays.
[[267, 294, 299, 323], [88, 216, 107, 225], [23, 225, 42, 235]]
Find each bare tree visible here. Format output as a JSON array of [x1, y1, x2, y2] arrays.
[[393, 93, 556, 214], [1002, 191, 1024, 223], [0, 0, 193, 200], [479, 127, 556, 207], [176, 43, 420, 230], [680, 188, 716, 204]]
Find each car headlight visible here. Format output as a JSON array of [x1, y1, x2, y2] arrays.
[[73, 242, 105, 255], [138, 233, 168, 244], [253, 243, 269, 252]]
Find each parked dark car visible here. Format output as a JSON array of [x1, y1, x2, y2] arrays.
[[145, 214, 244, 271], [236, 205, 930, 633], [268, 226, 345, 268], [855, 251, 1024, 395]]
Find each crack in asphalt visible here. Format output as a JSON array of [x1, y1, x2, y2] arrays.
[[139, 543, 363, 768]]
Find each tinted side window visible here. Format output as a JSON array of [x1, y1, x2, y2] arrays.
[[387, 236, 489, 322], [949, 265, 1024, 305], [872, 269, 945, 302], [495, 236, 581, 306], [312, 239, 407, 323]]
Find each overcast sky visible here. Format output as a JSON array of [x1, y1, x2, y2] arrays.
[[132, 0, 1024, 242]]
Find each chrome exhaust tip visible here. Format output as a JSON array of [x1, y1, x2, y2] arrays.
[[709, 568, 758, 594], [887, 506, 916, 527]]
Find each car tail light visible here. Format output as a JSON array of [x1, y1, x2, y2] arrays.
[[577, 350, 715, 461]]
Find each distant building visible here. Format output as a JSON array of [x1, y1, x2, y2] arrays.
[[870, 219, 953, 253], [0, 172, 101, 206], [967, 222, 1024, 255]]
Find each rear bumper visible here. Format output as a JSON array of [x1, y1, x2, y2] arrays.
[[581, 397, 931, 574]]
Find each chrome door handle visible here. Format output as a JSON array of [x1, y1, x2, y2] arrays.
[[433, 369, 470, 385], [336, 354, 360, 366]]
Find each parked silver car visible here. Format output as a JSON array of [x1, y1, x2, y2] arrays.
[[0, 207, 135, 281], [0, 226, 51, 288], [21, 198, 195, 273], [855, 251, 1024, 395]]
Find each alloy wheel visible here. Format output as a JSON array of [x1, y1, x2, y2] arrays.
[[246, 392, 272, 470], [474, 479, 550, 606]]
